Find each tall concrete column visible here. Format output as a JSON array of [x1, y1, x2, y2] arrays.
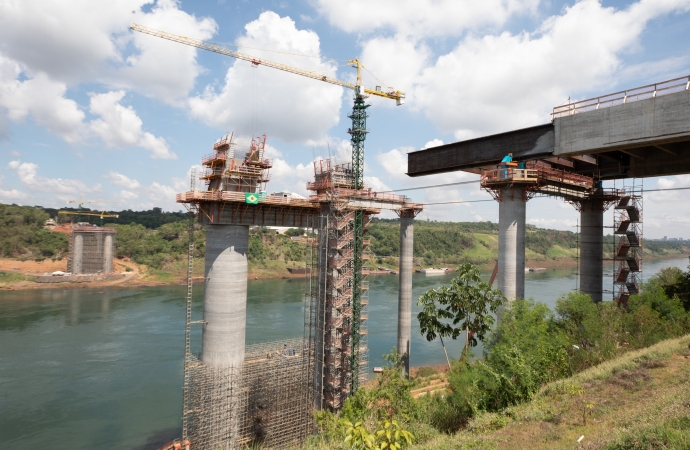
[[314, 208, 329, 409], [397, 211, 414, 377], [580, 200, 604, 303], [497, 187, 526, 301], [72, 233, 83, 274], [103, 234, 113, 273], [201, 224, 249, 368]]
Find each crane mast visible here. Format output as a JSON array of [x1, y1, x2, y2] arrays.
[[131, 22, 405, 395]]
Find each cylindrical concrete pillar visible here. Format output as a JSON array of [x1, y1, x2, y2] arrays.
[[498, 187, 526, 301], [201, 224, 249, 368], [580, 200, 604, 303], [72, 233, 83, 274], [103, 234, 113, 273], [397, 212, 414, 377]]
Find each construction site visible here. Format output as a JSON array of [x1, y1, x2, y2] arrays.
[[174, 127, 421, 449], [123, 22, 690, 450]]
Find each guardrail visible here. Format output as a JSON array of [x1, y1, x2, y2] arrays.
[[481, 168, 538, 184], [552, 75, 690, 119]]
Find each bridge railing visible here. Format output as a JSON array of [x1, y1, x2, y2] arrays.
[[552, 75, 690, 119]]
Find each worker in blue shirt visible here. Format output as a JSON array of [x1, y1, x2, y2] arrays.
[[500, 153, 513, 178]]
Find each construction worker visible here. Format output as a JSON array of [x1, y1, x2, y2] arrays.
[[500, 153, 513, 179]]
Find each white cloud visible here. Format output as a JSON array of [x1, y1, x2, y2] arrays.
[[118, 190, 139, 200], [377, 148, 411, 180], [0, 175, 28, 202], [120, 0, 217, 102], [188, 12, 343, 143], [314, 0, 542, 37], [0, 0, 216, 102], [0, 187, 28, 202], [411, 0, 690, 138], [105, 171, 141, 189], [422, 139, 443, 149], [359, 35, 430, 102], [0, 56, 85, 142], [363, 176, 392, 192], [8, 160, 95, 196], [89, 91, 176, 159]]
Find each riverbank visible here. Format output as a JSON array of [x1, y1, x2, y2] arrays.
[[1, 253, 687, 291]]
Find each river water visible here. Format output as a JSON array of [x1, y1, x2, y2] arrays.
[[1, 257, 687, 449]]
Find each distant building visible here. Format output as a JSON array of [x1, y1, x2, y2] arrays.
[[44, 218, 56, 228]]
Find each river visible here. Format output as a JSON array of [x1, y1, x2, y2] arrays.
[[0, 257, 687, 449]]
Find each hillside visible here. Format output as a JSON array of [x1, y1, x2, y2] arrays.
[[2, 203, 690, 282], [415, 334, 690, 449]]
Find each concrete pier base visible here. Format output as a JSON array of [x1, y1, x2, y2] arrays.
[[103, 234, 113, 273], [498, 187, 526, 301], [397, 212, 414, 377], [202, 224, 249, 368], [580, 200, 604, 303], [72, 234, 83, 274]]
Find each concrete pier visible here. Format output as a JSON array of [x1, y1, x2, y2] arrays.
[[103, 234, 113, 273], [397, 212, 414, 377], [72, 233, 83, 274], [580, 200, 604, 303], [497, 187, 526, 301], [202, 224, 249, 368]]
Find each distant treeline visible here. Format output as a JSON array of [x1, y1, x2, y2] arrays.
[[2, 203, 689, 276], [45, 206, 188, 229], [368, 218, 579, 266]]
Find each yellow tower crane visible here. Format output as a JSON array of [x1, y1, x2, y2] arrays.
[[61, 198, 124, 224], [130, 23, 404, 394]]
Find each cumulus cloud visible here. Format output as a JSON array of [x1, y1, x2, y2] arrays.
[[121, 0, 217, 102], [422, 139, 443, 149], [0, 175, 28, 202], [188, 12, 343, 143], [0, 56, 85, 142], [105, 171, 141, 189], [118, 189, 139, 200], [89, 91, 176, 159], [8, 160, 95, 196], [314, 0, 542, 37], [0, 0, 216, 102], [410, 0, 690, 138], [377, 148, 411, 180]]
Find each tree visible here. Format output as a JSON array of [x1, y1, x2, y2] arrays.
[[417, 263, 506, 362]]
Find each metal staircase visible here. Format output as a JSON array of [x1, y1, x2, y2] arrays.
[[613, 183, 643, 306]]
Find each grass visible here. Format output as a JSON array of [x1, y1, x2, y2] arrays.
[[145, 268, 177, 283], [0, 271, 29, 284], [412, 334, 690, 449]]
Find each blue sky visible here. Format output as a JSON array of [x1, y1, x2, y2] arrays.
[[1, 0, 689, 238]]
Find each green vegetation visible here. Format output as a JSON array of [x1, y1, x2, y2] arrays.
[[0, 204, 68, 260], [417, 264, 505, 359], [0, 271, 31, 283], [46, 206, 188, 229], [2, 203, 690, 281], [302, 263, 690, 449]]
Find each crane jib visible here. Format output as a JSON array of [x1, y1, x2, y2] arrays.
[[129, 23, 404, 102]]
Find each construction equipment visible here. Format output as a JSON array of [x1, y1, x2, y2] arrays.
[[129, 23, 404, 190], [58, 210, 119, 227], [131, 23, 405, 395], [58, 211, 119, 219], [65, 198, 123, 223]]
